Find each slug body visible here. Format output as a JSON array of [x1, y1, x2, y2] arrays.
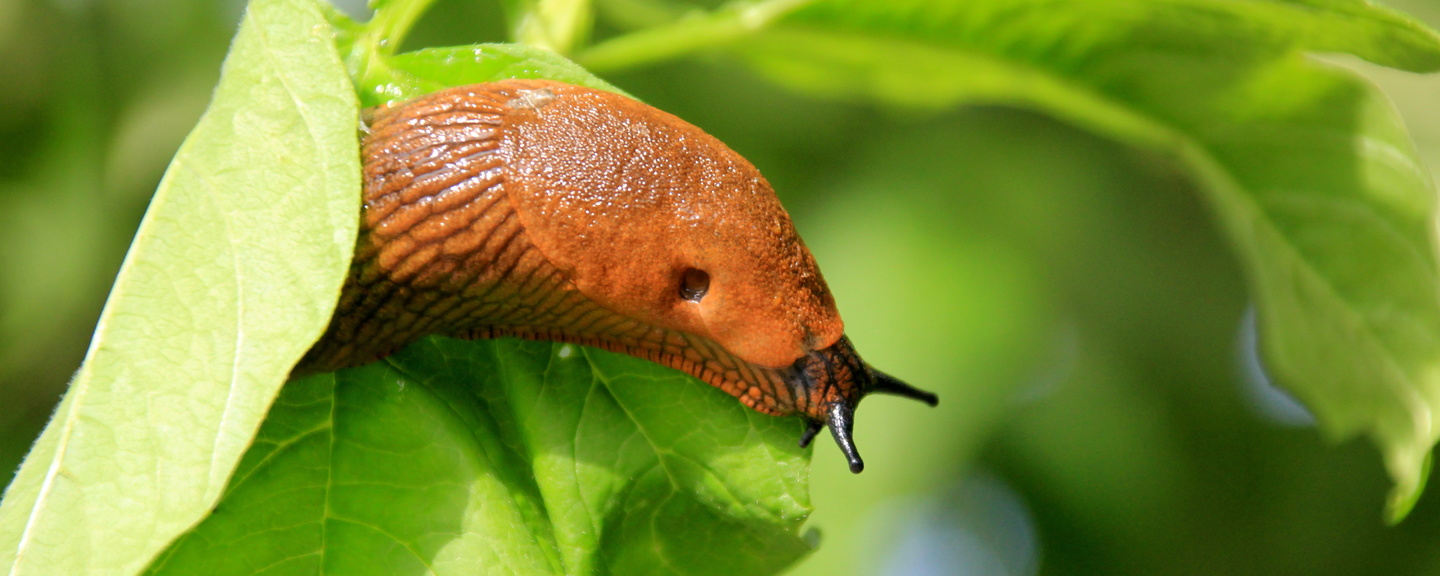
[[299, 80, 937, 472]]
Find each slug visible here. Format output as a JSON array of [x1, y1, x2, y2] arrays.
[[297, 79, 938, 473]]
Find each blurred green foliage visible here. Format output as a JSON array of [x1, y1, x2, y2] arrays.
[[4, 0, 1440, 574], [0, 0, 237, 488]]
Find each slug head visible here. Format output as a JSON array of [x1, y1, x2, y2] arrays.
[[791, 335, 940, 473]]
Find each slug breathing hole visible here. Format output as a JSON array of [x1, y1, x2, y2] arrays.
[[680, 268, 710, 302]]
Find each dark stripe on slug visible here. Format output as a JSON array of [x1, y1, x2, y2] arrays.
[[578, 308, 630, 335], [446, 202, 514, 266], [526, 273, 573, 320], [505, 250, 550, 297], [564, 305, 615, 335], [538, 290, 588, 325], [431, 168, 504, 214], [399, 162, 478, 205], [388, 242, 443, 284], [402, 142, 499, 190], [407, 190, 499, 245], [476, 242, 533, 301]]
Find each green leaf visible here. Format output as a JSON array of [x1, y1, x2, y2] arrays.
[[137, 40, 811, 575], [146, 338, 813, 576], [730, 0, 1440, 520], [384, 43, 626, 103], [577, 0, 815, 72], [0, 0, 360, 572], [354, 43, 623, 107]]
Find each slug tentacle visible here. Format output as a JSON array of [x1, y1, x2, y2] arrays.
[[297, 79, 938, 471], [872, 369, 940, 406], [827, 403, 863, 474]]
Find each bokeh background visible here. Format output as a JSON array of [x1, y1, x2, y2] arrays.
[[3, 0, 1440, 574]]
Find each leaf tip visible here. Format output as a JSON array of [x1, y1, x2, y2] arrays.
[[1385, 450, 1431, 525]]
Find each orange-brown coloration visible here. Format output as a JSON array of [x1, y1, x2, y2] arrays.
[[298, 80, 937, 472]]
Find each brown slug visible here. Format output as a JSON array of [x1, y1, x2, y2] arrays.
[[297, 79, 938, 473]]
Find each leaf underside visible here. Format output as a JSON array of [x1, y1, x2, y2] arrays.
[[731, 0, 1440, 519]]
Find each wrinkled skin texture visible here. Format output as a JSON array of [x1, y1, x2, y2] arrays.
[[298, 80, 936, 471]]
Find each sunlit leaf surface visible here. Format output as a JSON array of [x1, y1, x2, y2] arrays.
[[0, 0, 359, 573], [147, 338, 812, 576]]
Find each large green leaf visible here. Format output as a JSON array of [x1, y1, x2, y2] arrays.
[[139, 38, 813, 574], [0, 0, 360, 573], [145, 338, 813, 575], [731, 0, 1440, 519]]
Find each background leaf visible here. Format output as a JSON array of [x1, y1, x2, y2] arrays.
[[147, 338, 812, 576], [5, 0, 1440, 574], [508, 0, 595, 54], [728, 0, 1440, 520], [0, 0, 359, 573]]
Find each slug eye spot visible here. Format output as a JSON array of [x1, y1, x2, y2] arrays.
[[680, 268, 710, 302]]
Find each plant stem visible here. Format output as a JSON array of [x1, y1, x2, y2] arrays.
[[592, 0, 683, 31], [345, 0, 440, 102], [577, 0, 813, 72], [360, 0, 440, 56], [513, 0, 595, 54]]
